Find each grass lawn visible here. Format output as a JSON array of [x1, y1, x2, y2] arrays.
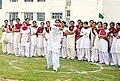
[[0, 30, 120, 81]]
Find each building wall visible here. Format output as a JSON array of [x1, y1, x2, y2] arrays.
[[103, 0, 120, 23]]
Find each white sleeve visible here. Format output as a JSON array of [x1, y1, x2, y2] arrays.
[[80, 28, 84, 35]]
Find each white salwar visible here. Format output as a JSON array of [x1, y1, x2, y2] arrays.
[[110, 37, 118, 65], [6, 27, 14, 54], [76, 38, 82, 60], [30, 27, 38, 57], [19, 28, 30, 57], [47, 26, 61, 71], [91, 30, 99, 62], [1, 26, 8, 53], [116, 31, 120, 66], [66, 27, 76, 59], [80, 27, 91, 62], [37, 30, 44, 56], [43, 28, 50, 56], [99, 29, 109, 65]]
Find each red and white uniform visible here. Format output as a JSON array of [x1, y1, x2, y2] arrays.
[[36, 27, 44, 56], [14, 23, 22, 56]]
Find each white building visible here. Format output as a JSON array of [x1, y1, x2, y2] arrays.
[[0, 0, 120, 25]]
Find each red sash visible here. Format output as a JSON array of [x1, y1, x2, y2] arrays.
[[100, 29, 106, 35], [69, 26, 75, 31], [36, 27, 44, 33], [22, 26, 28, 31], [15, 24, 22, 29]]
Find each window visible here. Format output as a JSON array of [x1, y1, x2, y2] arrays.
[[10, 0, 18, 2], [24, 12, 33, 20], [37, 0, 45, 2], [66, 0, 71, 6], [37, 13, 45, 21], [67, 10, 70, 17], [24, 0, 33, 2], [52, 13, 63, 19], [0, 0, 2, 9], [9, 12, 18, 20]]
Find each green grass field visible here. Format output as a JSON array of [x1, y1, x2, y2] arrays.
[[0, 30, 120, 81]]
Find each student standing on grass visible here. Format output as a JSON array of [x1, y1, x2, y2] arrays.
[[7, 20, 14, 54], [30, 21, 38, 57], [61, 21, 67, 58], [43, 21, 51, 57], [1, 20, 8, 53], [109, 23, 119, 65], [65, 21, 76, 60], [79, 21, 91, 62], [13, 18, 22, 56], [20, 22, 30, 57], [46, 19, 63, 72], [36, 22, 45, 57], [98, 22, 109, 65], [91, 22, 101, 62], [75, 20, 83, 60]]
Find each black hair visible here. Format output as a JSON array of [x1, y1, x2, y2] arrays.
[[23, 21, 27, 24], [104, 22, 108, 27], [4, 20, 8, 22], [32, 21, 37, 23], [97, 21, 102, 25], [77, 19, 82, 22], [116, 22, 120, 26], [84, 21, 88, 25], [16, 18, 20, 21], [46, 21, 50, 24], [10, 20, 13, 22], [69, 20, 75, 24], [55, 19, 61, 23], [25, 18, 30, 21], [89, 20, 94, 23], [110, 22, 115, 26], [40, 22, 45, 25]]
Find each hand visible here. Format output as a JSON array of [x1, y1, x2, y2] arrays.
[[27, 40, 30, 42]]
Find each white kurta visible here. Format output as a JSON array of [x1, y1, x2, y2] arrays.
[[117, 31, 120, 53], [20, 28, 30, 46], [80, 28, 91, 49], [30, 27, 38, 46], [93, 30, 99, 49], [47, 26, 61, 53], [99, 29, 109, 52]]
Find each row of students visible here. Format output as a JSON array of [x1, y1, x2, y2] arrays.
[[1, 18, 120, 71]]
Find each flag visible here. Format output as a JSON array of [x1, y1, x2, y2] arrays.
[[99, 13, 104, 19]]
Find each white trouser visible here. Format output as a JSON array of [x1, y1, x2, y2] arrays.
[[111, 53, 118, 65], [46, 51, 60, 70], [91, 49, 99, 62], [20, 46, 30, 57], [77, 48, 82, 60], [30, 45, 37, 57], [99, 51, 109, 65], [67, 48, 75, 59], [61, 46, 66, 58], [44, 47, 47, 56], [79, 48, 91, 61], [2, 43, 7, 53], [37, 47, 44, 56], [7, 43, 13, 54], [116, 53, 120, 66]]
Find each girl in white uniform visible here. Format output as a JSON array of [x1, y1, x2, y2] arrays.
[[46, 19, 63, 72], [20, 22, 30, 57], [75, 21, 83, 60], [80, 22, 91, 62], [13, 18, 22, 56], [7, 20, 14, 54], [43, 21, 51, 57], [65, 21, 76, 60], [1, 20, 8, 53], [30, 21, 38, 57], [99, 22, 109, 65], [36, 22, 45, 57], [91, 22, 101, 62], [116, 30, 120, 66], [110, 23, 120, 65], [61, 21, 67, 58]]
